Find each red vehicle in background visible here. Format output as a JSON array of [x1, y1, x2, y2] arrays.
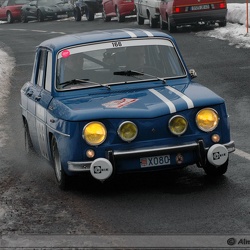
[[159, 0, 227, 32], [0, 0, 28, 23], [102, 0, 135, 22]]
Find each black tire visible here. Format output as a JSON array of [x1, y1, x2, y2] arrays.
[[51, 136, 70, 190], [7, 11, 14, 23], [37, 10, 44, 22], [149, 13, 157, 28], [85, 6, 94, 21], [116, 6, 125, 22], [102, 8, 111, 22], [167, 16, 177, 33], [74, 7, 81, 21], [24, 120, 34, 154], [159, 15, 167, 30], [21, 10, 28, 23], [218, 20, 227, 27], [203, 160, 228, 177], [136, 9, 144, 25]]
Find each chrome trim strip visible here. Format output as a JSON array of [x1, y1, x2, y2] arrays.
[[46, 124, 70, 137], [68, 161, 92, 172], [20, 104, 70, 137]]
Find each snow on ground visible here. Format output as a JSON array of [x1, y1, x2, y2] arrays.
[[197, 3, 250, 49], [0, 3, 249, 147], [0, 50, 15, 147]]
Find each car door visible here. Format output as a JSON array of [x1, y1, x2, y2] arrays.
[[0, 0, 8, 19], [103, 0, 115, 15], [159, 0, 171, 22], [137, 0, 147, 18], [25, 0, 37, 18], [24, 48, 53, 159]]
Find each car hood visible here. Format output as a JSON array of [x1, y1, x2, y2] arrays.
[[51, 83, 225, 121]]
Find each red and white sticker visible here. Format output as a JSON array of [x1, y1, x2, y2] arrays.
[[102, 98, 138, 109]]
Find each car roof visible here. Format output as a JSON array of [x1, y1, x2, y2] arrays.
[[38, 29, 174, 52]]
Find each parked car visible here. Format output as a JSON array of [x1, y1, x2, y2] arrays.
[[74, 0, 102, 21], [134, 0, 161, 27], [0, 0, 28, 23], [102, 0, 135, 22], [159, 0, 227, 32], [20, 0, 74, 23], [20, 29, 235, 190]]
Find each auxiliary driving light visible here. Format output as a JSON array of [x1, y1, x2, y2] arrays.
[[196, 108, 219, 132], [83, 122, 107, 146], [169, 115, 188, 135], [118, 121, 138, 142]]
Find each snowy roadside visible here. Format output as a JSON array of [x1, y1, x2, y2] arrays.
[[0, 50, 15, 147]]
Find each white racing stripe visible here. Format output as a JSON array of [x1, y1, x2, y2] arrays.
[[233, 148, 250, 161], [166, 86, 194, 109], [122, 30, 137, 38], [141, 30, 154, 37], [149, 89, 176, 113]]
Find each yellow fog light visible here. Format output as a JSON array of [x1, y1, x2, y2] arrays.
[[118, 121, 138, 142], [169, 115, 188, 135], [83, 122, 107, 146], [196, 108, 219, 132]]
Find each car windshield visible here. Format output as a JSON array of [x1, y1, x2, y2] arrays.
[[56, 39, 186, 91]]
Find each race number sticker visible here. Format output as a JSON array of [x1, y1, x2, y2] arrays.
[[102, 98, 138, 108]]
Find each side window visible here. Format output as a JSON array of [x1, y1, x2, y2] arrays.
[[45, 51, 52, 92], [36, 50, 47, 88]]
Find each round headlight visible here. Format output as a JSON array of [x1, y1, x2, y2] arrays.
[[169, 115, 188, 135], [83, 122, 107, 146], [118, 121, 138, 142], [196, 108, 219, 132]]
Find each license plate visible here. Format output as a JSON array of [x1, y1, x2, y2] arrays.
[[140, 155, 170, 168], [57, 14, 67, 18], [191, 5, 210, 11]]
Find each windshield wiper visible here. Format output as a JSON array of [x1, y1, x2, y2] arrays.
[[113, 70, 144, 76], [59, 78, 110, 89], [113, 70, 167, 84]]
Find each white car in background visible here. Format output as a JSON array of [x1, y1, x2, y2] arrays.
[[134, 0, 161, 28]]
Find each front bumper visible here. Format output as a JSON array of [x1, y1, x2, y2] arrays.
[[68, 140, 235, 173]]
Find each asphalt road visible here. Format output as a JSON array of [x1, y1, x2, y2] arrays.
[[0, 16, 250, 248]]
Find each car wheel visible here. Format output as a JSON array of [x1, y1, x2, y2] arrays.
[[74, 7, 81, 21], [116, 6, 125, 22], [203, 160, 228, 177], [85, 6, 94, 21], [136, 9, 144, 25], [159, 15, 167, 30], [21, 10, 28, 23], [218, 20, 227, 27], [167, 16, 177, 33], [7, 11, 14, 23], [149, 13, 157, 28], [24, 119, 34, 154], [51, 136, 70, 190], [37, 10, 44, 22], [102, 9, 111, 22]]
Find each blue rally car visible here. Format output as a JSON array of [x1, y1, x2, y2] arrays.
[[20, 29, 235, 190]]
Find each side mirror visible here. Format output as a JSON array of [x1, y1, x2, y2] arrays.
[[189, 69, 197, 79]]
